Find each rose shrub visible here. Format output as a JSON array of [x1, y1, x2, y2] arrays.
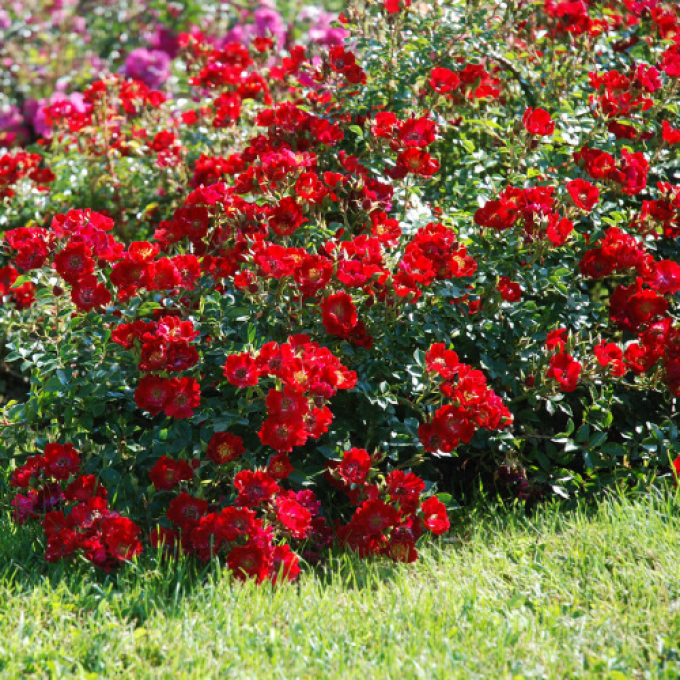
[[2, 0, 680, 580]]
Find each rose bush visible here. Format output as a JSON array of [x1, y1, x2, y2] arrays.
[[2, 0, 680, 580]]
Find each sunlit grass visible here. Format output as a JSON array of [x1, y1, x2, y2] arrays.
[[2, 491, 680, 678]]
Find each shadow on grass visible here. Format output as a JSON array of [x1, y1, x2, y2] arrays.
[[3, 482, 680, 628]]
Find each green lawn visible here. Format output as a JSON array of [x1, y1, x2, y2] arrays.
[[2, 492, 680, 679]]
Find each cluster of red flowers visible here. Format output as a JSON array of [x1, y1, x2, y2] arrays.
[[44, 77, 175, 166], [544, 329, 582, 393], [182, 38, 273, 129], [633, 182, 680, 239], [10, 443, 142, 571], [327, 447, 450, 562], [223, 335, 357, 452], [418, 343, 513, 454], [112, 315, 201, 419], [587, 64, 660, 138], [0, 150, 55, 199], [6, 209, 122, 310], [152, 473, 332, 581], [474, 184, 574, 246], [428, 63, 501, 101], [0, 265, 35, 309], [579, 223, 680, 338], [393, 222, 477, 301], [574, 146, 649, 197], [325, 46, 367, 85], [372, 113, 440, 178]]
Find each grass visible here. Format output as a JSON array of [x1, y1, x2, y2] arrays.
[[2, 491, 680, 679]]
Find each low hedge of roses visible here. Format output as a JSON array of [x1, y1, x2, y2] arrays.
[[2, 0, 680, 580]]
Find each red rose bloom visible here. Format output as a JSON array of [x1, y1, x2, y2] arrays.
[[546, 352, 582, 392], [336, 448, 372, 485], [321, 292, 358, 338], [223, 352, 259, 387], [429, 67, 460, 94], [522, 107, 555, 136], [421, 497, 450, 535], [498, 276, 522, 302], [167, 492, 208, 529], [267, 453, 294, 479], [352, 499, 400, 535], [207, 432, 245, 465], [234, 470, 280, 507], [164, 377, 201, 419], [43, 443, 80, 480], [149, 456, 194, 491], [269, 544, 300, 584], [275, 497, 312, 539], [258, 416, 308, 452], [227, 542, 270, 583], [54, 242, 95, 283], [71, 275, 111, 311], [101, 516, 143, 561], [567, 179, 599, 211]]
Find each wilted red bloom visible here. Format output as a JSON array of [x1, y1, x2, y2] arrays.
[[421, 497, 450, 535], [546, 352, 582, 392], [149, 456, 194, 491], [522, 107, 555, 136], [207, 432, 245, 465]]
